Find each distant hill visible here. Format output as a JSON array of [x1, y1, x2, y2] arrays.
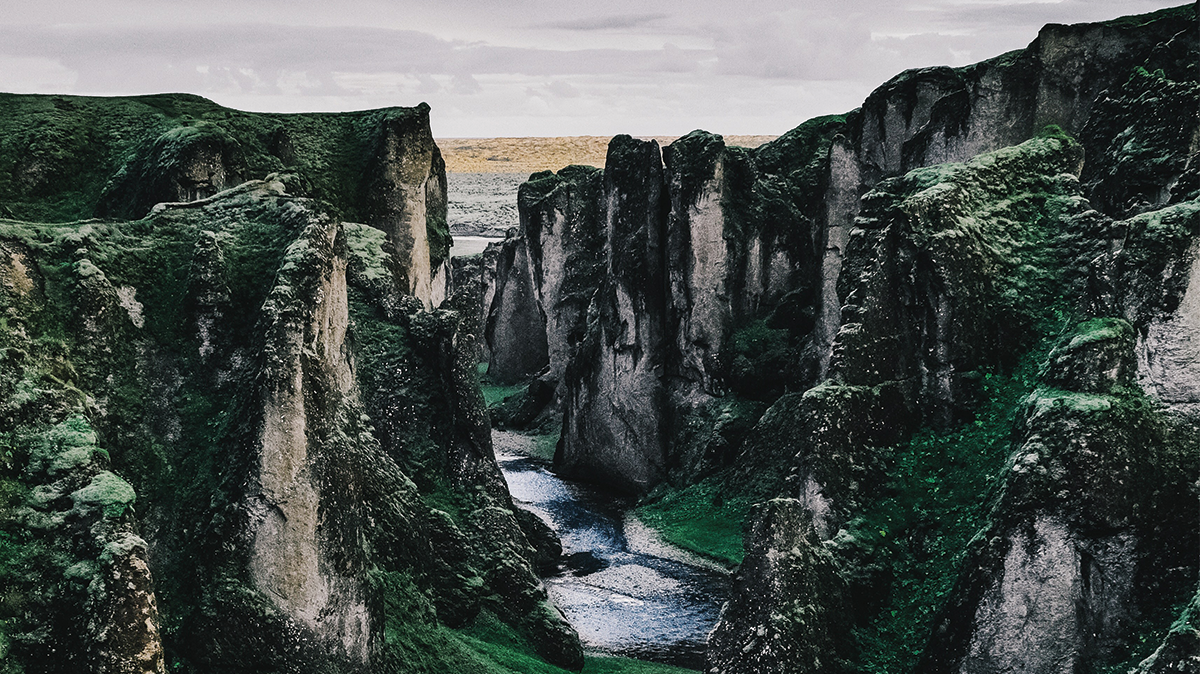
[[437, 135, 778, 173]]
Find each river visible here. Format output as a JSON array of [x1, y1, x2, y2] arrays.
[[494, 431, 730, 669]]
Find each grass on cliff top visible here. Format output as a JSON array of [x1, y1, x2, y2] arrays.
[[0, 92, 427, 224]]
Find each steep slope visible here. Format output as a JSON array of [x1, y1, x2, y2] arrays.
[[482, 3, 1200, 672], [0, 101, 582, 672]]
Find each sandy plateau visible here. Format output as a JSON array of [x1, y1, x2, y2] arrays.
[[438, 135, 778, 173]]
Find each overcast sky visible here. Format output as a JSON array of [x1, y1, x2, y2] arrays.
[[0, 0, 1187, 137]]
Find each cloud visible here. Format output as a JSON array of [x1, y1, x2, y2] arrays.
[[0, 0, 1186, 136], [538, 13, 669, 31], [0, 55, 78, 92]]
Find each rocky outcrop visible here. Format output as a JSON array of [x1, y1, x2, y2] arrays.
[[706, 499, 853, 674], [557, 137, 670, 493], [919, 317, 1198, 673], [363, 107, 450, 307], [97, 121, 246, 219], [486, 4, 1198, 500], [481, 7, 1198, 669], [0, 169, 579, 671], [0, 95, 451, 308], [833, 133, 1087, 423], [451, 241, 501, 363], [486, 165, 605, 386]]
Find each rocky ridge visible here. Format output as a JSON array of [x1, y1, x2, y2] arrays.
[[482, 3, 1200, 672], [0, 103, 582, 672]]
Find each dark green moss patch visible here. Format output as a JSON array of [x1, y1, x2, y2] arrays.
[[848, 346, 1048, 673]]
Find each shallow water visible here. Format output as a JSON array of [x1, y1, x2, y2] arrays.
[[495, 432, 729, 669], [447, 172, 525, 236], [450, 235, 503, 258]]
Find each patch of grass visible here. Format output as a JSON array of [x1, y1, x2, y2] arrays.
[[480, 378, 528, 409], [529, 430, 560, 463], [637, 478, 751, 568], [458, 609, 699, 674], [849, 344, 1053, 674]]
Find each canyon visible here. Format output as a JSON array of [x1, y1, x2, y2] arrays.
[[0, 3, 1197, 674]]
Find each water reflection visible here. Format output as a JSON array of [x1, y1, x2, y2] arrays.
[[495, 437, 729, 669]]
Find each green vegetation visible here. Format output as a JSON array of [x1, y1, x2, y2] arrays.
[[481, 377, 528, 409], [638, 478, 751, 568], [849, 348, 1048, 673], [459, 610, 698, 674], [721, 319, 796, 399], [528, 430, 561, 463], [368, 583, 702, 674], [0, 92, 449, 268]]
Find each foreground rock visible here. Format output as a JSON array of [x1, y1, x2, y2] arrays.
[[706, 499, 853, 674], [0, 98, 581, 673]]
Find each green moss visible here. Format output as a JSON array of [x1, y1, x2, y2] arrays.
[[530, 431, 560, 463], [637, 478, 751, 567], [344, 223, 390, 282], [721, 319, 796, 399], [1063, 317, 1133, 349], [1026, 388, 1114, 415], [29, 414, 102, 477], [70, 470, 136, 518], [850, 343, 1051, 674]]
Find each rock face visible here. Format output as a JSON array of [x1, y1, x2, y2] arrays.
[[486, 164, 605, 387], [706, 499, 853, 674], [0, 101, 580, 673], [479, 5, 1200, 673], [920, 316, 1198, 674], [486, 4, 1197, 500], [0, 94, 451, 308], [557, 137, 671, 493]]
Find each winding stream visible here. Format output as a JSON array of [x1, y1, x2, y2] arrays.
[[494, 431, 730, 669]]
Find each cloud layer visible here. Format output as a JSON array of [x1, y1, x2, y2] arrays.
[[0, 0, 1183, 136]]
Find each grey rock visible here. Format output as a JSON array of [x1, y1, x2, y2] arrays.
[[706, 498, 853, 674]]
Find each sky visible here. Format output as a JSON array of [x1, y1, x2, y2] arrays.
[[0, 0, 1188, 137]]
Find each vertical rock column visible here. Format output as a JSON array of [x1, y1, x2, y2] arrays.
[[663, 131, 732, 397], [250, 215, 370, 662], [557, 136, 669, 493], [366, 104, 447, 308]]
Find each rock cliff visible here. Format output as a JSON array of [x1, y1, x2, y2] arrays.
[[484, 3, 1200, 672], [0, 94, 451, 308], [488, 4, 1197, 495], [0, 100, 581, 673]]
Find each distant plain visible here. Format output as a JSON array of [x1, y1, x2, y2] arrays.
[[438, 135, 778, 174]]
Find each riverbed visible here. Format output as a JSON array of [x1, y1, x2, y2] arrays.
[[494, 431, 729, 669]]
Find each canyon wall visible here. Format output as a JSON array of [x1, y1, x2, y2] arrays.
[[0, 99, 581, 673], [485, 3, 1200, 672]]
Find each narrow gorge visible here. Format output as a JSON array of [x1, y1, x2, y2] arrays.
[[0, 3, 1197, 674]]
